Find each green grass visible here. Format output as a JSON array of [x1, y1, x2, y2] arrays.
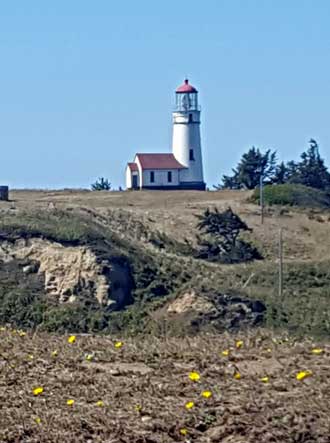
[[0, 210, 194, 333], [227, 260, 330, 337], [251, 183, 330, 208], [0, 208, 330, 338]]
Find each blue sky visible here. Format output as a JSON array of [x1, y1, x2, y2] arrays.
[[1, 1, 330, 189]]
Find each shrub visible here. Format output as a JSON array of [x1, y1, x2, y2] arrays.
[[91, 177, 111, 191], [195, 207, 262, 263], [251, 184, 330, 208]]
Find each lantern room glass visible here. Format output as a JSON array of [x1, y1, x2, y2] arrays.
[[175, 92, 199, 111]]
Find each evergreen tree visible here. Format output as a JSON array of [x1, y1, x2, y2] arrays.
[[285, 160, 299, 182], [217, 147, 277, 190], [91, 177, 111, 191], [217, 174, 241, 190], [273, 161, 288, 184], [289, 139, 330, 190]]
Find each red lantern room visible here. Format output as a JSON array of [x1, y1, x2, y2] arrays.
[[175, 79, 199, 111]]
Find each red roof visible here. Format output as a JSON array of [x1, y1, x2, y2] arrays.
[[127, 162, 138, 171], [136, 153, 186, 170], [176, 79, 198, 93]]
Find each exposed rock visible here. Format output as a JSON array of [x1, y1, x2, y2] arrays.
[[0, 238, 132, 308], [167, 290, 215, 315], [166, 290, 266, 332], [22, 262, 39, 274]]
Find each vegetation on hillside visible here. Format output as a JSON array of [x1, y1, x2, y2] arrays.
[[91, 177, 111, 191], [251, 183, 330, 208], [218, 147, 277, 190], [217, 139, 330, 191], [195, 207, 262, 263], [0, 202, 330, 337], [0, 210, 190, 333]]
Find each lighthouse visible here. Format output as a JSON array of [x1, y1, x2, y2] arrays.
[[172, 79, 206, 190], [126, 78, 206, 190]]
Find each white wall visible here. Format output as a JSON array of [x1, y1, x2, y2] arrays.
[[125, 166, 132, 189], [126, 166, 139, 189], [142, 169, 180, 187], [134, 155, 143, 188], [172, 110, 204, 183]]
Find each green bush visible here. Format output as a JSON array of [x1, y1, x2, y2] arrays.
[[195, 207, 262, 263], [251, 184, 330, 208], [91, 177, 111, 191]]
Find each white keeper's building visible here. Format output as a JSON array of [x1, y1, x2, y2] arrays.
[[126, 79, 206, 190]]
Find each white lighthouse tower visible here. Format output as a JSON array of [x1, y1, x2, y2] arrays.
[[125, 78, 206, 191], [172, 79, 206, 190]]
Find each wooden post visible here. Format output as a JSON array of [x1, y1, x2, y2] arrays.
[[260, 175, 264, 224], [279, 227, 283, 298]]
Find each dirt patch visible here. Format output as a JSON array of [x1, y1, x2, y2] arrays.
[[81, 361, 153, 376], [0, 330, 329, 442], [238, 357, 284, 376]]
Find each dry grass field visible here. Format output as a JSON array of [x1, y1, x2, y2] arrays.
[[6, 189, 330, 261], [1, 327, 329, 443]]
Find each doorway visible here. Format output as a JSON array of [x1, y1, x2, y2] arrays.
[[132, 174, 138, 189]]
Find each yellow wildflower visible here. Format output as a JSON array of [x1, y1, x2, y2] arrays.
[[185, 401, 195, 409], [188, 371, 200, 382], [201, 390, 212, 398], [311, 348, 324, 355], [68, 335, 76, 344], [34, 417, 41, 425], [296, 370, 313, 381], [234, 372, 241, 380], [28, 354, 34, 360], [260, 376, 269, 383], [85, 354, 93, 361], [96, 400, 104, 407], [222, 349, 230, 357], [236, 340, 243, 349], [180, 428, 188, 435], [0, 327, 5, 332], [33, 387, 44, 396], [19, 330, 26, 337], [114, 341, 123, 348], [51, 350, 58, 357], [66, 399, 75, 406], [135, 404, 142, 412]]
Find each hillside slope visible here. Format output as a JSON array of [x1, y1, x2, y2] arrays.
[[1, 189, 330, 337]]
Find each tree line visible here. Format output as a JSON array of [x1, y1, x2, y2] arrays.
[[216, 139, 330, 191]]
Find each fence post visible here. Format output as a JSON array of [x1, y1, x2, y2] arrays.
[[260, 175, 264, 224], [279, 227, 283, 298]]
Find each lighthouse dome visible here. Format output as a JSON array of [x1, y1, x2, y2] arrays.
[[176, 79, 198, 93]]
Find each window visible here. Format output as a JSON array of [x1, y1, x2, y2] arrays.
[[189, 149, 195, 161], [167, 171, 172, 183], [150, 171, 155, 183], [189, 113, 193, 123]]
